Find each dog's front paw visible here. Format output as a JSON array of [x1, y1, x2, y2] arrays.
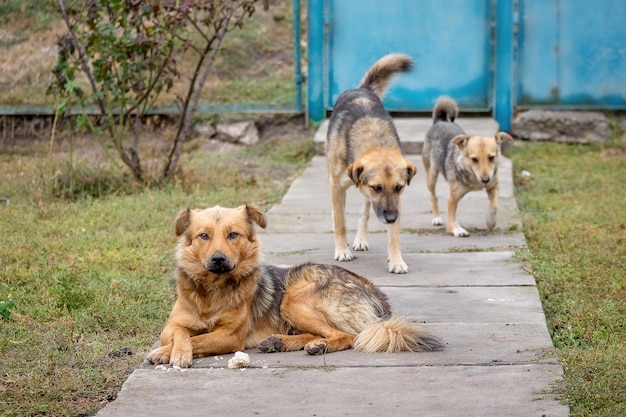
[[388, 257, 408, 274], [170, 344, 193, 368], [486, 209, 497, 230], [147, 344, 172, 365], [335, 248, 354, 261], [452, 226, 470, 237], [432, 216, 443, 226], [352, 239, 369, 251], [258, 336, 283, 353]]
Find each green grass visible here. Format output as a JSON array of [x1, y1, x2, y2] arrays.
[[510, 134, 626, 417], [0, 126, 315, 417]]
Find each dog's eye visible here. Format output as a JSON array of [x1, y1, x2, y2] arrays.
[[394, 185, 404, 193], [471, 157, 479, 164], [370, 185, 383, 193], [488, 155, 495, 162], [228, 232, 239, 240], [198, 233, 209, 241]]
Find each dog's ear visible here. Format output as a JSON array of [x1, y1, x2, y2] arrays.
[[452, 135, 470, 150], [495, 132, 513, 145], [175, 208, 191, 236], [405, 160, 417, 185], [245, 204, 267, 229], [347, 162, 364, 186]]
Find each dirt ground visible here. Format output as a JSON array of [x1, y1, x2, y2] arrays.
[[1, 113, 312, 162]]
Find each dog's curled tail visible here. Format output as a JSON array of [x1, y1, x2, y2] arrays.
[[432, 96, 459, 123], [358, 53, 413, 99], [353, 316, 443, 353]]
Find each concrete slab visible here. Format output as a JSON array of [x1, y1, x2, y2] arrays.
[[259, 232, 527, 266], [95, 118, 568, 417], [97, 365, 567, 417], [265, 199, 522, 234], [314, 117, 501, 155], [384, 286, 547, 324], [265, 155, 523, 235], [144, 322, 557, 370], [262, 250, 534, 287]]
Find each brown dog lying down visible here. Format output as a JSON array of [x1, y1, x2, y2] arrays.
[[147, 204, 442, 368]]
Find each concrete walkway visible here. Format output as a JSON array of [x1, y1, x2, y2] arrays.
[[96, 118, 568, 417]]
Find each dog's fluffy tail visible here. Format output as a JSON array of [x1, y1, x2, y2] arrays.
[[353, 316, 443, 353], [432, 96, 458, 123], [358, 53, 413, 98]]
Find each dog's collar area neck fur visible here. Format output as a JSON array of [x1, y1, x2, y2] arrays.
[[454, 163, 475, 184], [177, 265, 262, 297]]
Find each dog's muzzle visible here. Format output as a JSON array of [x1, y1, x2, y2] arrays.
[[206, 253, 235, 274], [375, 207, 398, 224], [478, 167, 496, 184]]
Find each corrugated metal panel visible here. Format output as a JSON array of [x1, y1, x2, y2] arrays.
[[517, 0, 626, 108], [307, 0, 626, 128], [325, 0, 493, 112]]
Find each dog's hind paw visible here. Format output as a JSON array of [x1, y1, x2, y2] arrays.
[[352, 240, 369, 251], [432, 216, 443, 226], [258, 336, 283, 353], [305, 341, 328, 355], [452, 226, 470, 237]]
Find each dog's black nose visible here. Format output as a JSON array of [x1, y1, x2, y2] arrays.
[[383, 211, 398, 224], [207, 253, 233, 274], [210, 253, 226, 267], [481, 177, 491, 184]]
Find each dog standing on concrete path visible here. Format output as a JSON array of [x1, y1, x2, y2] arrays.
[[146, 204, 442, 368], [423, 96, 513, 237], [326, 53, 417, 273]]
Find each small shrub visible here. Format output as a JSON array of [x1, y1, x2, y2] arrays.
[[0, 293, 16, 320]]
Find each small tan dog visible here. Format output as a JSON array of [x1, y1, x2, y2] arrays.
[[423, 96, 512, 237], [326, 53, 417, 273], [147, 204, 442, 368]]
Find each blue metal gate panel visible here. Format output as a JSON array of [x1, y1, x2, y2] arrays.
[[325, 0, 493, 112], [307, 0, 626, 128], [517, 0, 626, 108]]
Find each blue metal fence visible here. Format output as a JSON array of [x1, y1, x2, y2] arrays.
[[517, 0, 626, 109], [6, 0, 624, 132], [307, 0, 626, 131], [309, 0, 493, 116]]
